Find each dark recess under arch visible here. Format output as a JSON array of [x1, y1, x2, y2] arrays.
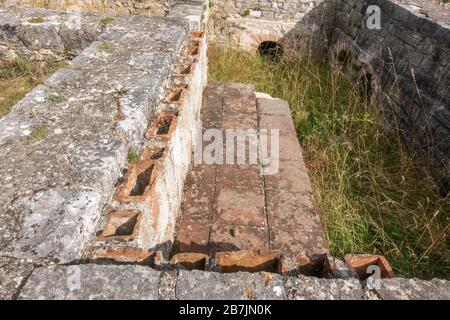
[[258, 41, 284, 60]]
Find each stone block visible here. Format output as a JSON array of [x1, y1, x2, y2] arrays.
[[19, 264, 161, 300], [284, 275, 366, 300], [375, 278, 450, 300], [213, 186, 266, 227], [176, 270, 286, 300], [209, 225, 269, 255]]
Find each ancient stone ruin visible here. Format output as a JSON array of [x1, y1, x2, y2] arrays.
[[0, 0, 449, 300]]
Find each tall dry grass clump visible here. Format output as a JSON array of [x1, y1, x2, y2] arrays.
[[208, 45, 449, 280], [0, 58, 64, 115]]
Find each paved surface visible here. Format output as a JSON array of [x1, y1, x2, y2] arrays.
[[18, 263, 450, 300], [175, 82, 328, 257]]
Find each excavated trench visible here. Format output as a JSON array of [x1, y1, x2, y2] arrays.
[[2, 2, 449, 301]]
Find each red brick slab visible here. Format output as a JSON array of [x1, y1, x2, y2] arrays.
[[344, 254, 395, 280], [175, 82, 328, 260], [222, 111, 258, 130], [201, 92, 222, 129], [176, 164, 215, 254], [214, 249, 282, 273], [269, 225, 328, 256], [213, 186, 266, 227], [266, 190, 320, 229], [170, 252, 209, 271], [259, 114, 296, 136], [223, 95, 257, 114], [216, 164, 263, 189], [222, 130, 259, 165], [264, 159, 312, 192], [209, 225, 269, 255], [257, 98, 291, 116], [176, 216, 210, 254], [182, 164, 215, 217], [266, 190, 327, 255], [259, 131, 303, 161]]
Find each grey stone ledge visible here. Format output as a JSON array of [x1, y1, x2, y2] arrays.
[[14, 264, 450, 300]]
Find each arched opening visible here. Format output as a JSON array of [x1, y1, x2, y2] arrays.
[[257, 41, 283, 60]]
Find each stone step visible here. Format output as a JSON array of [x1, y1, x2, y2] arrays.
[[174, 82, 328, 257]]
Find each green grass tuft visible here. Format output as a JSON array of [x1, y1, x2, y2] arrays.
[[45, 94, 67, 103], [127, 149, 139, 163], [26, 125, 49, 143], [113, 87, 129, 96], [208, 45, 450, 280], [100, 17, 114, 27], [29, 17, 44, 24]]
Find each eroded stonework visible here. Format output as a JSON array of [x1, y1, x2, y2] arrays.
[[0, 1, 449, 300]]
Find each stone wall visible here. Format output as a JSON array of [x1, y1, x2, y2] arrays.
[[208, 0, 450, 193], [0, 0, 169, 16], [0, 1, 207, 61], [212, 0, 319, 20], [329, 0, 450, 192], [0, 3, 208, 298], [208, 0, 333, 53]]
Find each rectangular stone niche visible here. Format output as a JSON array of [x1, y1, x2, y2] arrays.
[[170, 253, 209, 271], [165, 86, 188, 104], [141, 146, 168, 161], [145, 111, 179, 141], [180, 62, 196, 75], [214, 250, 283, 273], [115, 159, 158, 203], [190, 31, 204, 38], [344, 254, 395, 280], [97, 210, 142, 241], [280, 253, 336, 277], [189, 46, 199, 56]]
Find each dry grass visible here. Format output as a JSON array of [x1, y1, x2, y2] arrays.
[[208, 45, 449, 280], [0, 0, 164, 16], [0, 58, 64, 116]]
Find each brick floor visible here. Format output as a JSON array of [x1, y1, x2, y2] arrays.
[[175, 84, 328, 257]]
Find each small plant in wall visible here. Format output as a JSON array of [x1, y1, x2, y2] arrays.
[[29, 17, 44, 24], [113, 87, 129, 96], [45, 94, 67, 103], [25, 125, 49, 144], [127, 149, 139, 163], [100, 17, 114, 27], [243, 9, 250, 16]]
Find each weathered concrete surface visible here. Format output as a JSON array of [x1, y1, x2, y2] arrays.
[[176, 270, 287, 300], [0, 5, 101, 61], [0, 6, 189, 265], [19, 264, 161, 300], [284, 275, 368, 300], [16, 263, 450, 300], [374, 278, 450, 300], [0, 256, 34, 300], [168, 1, 208, 32], [5, 187, 102, 261]]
